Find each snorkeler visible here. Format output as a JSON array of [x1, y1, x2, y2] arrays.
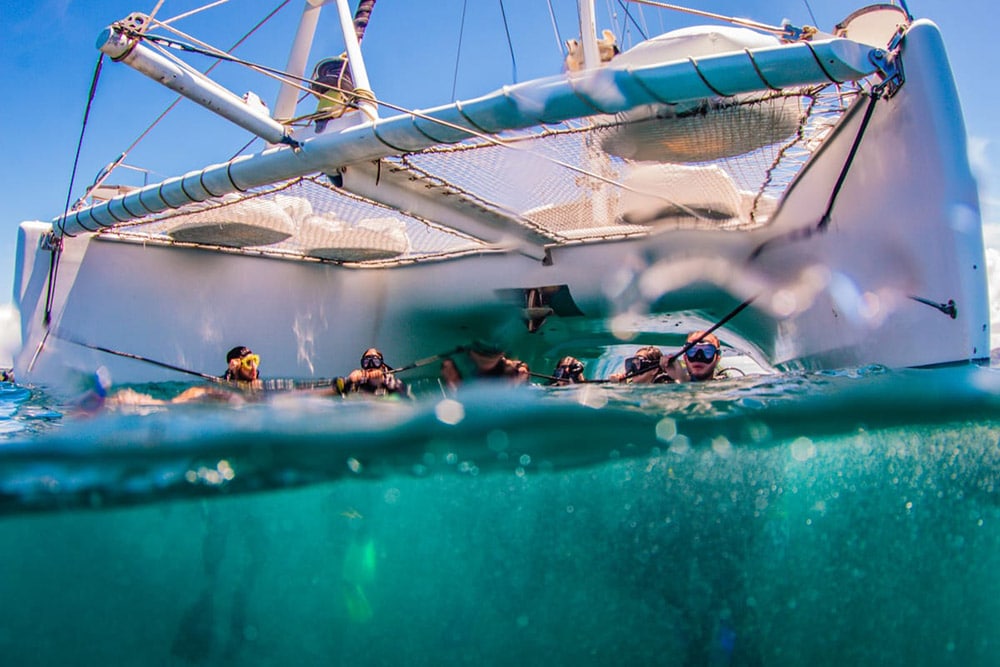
[[466, 340, 530, 385], [548, 356, 586, 386], [439, 357, 463, 395], [609, 346, 674, 384], [662, 332, 728, 383], [221, 345, 262, 384], [342, 348, 408, 397], [104, 345, 262, 408]]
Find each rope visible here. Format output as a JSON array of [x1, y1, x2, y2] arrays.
[[615, 0, 648, 41], [451, 0, 468, 101], [625, 0, 790, 37], [801, 0, 819, 27], [159, 1, 229, 26], [60, 54, 105, 235], [545, 0, 566, 57], [817, 91, 881, 230], [749, 89, 882, 260], [79, 1, 291, 205], [82, 1, 750, 229], [45, 53, 105, 329], [498, 0, 518, 83]]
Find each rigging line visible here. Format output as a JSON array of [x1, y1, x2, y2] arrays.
[[84, 1, 291, 202], [41, 241, 61, 327], [545, 0, 566, 57], [229, 135, 260, 162], [817, 91, 881, 230], [145, 17, 304, 90], [624, 0, 787, 36], [142, 34, 374, 125], [46, 53, 106, 328], [146, 0, 166, 25], [616, 0, 648, 40], [498, 0, 518, 83], [118, 17, 701, 224], [634, 0, 651, 40], [451, 0, 469, 102], [801, 0, 819, 28], [61, 54, 106, 228], [159, 0, 230, 26], [749, 89, 880, 261], [364, 91, 716, 222], [140, 33, 328, 101], [127, 9, 709, 224]]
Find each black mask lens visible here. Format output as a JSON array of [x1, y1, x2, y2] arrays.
[[685, 344, 718, 363]]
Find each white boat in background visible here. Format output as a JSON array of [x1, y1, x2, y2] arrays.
[[10, 0, 988, 386]]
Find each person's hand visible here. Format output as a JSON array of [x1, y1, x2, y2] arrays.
[[513, 362, 530, 384], [661, 356, 689, 383]]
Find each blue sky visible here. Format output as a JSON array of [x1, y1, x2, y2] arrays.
[[1, 0, 996, 313]]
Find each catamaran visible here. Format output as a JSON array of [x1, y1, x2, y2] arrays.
[[10, 1, 988, 386]]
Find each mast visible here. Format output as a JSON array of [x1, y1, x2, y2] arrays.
[[274, 0, 332, 124], [334, 0, 378, 119], [578, 0, 600, 69]]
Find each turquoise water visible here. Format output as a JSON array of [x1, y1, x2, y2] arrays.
[[1, 368, 999, 665]]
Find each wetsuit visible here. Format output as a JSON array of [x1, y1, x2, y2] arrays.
[[346, 370, 407, 396]]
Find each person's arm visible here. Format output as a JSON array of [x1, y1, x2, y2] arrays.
[[661, 357, 690, 383], [345, 369, 366, 391], [511, 360, 530, 384], [384, 373, 403, 392], [172, 385, 243, 403]]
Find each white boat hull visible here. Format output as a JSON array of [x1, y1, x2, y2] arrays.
[[11, 21, 988, 386]]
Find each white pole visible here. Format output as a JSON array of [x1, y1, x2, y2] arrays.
[[578, 0, 600, 69], [273, 0, 332, 124], [333, 0, 378, 119], [98, 25, 293, 145]]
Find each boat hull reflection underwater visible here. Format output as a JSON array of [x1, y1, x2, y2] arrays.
[[2, 368, 1000, 665], [9, 2, 988, 386]]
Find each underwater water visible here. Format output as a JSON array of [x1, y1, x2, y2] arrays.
[[1, 368, 1000, 666]]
